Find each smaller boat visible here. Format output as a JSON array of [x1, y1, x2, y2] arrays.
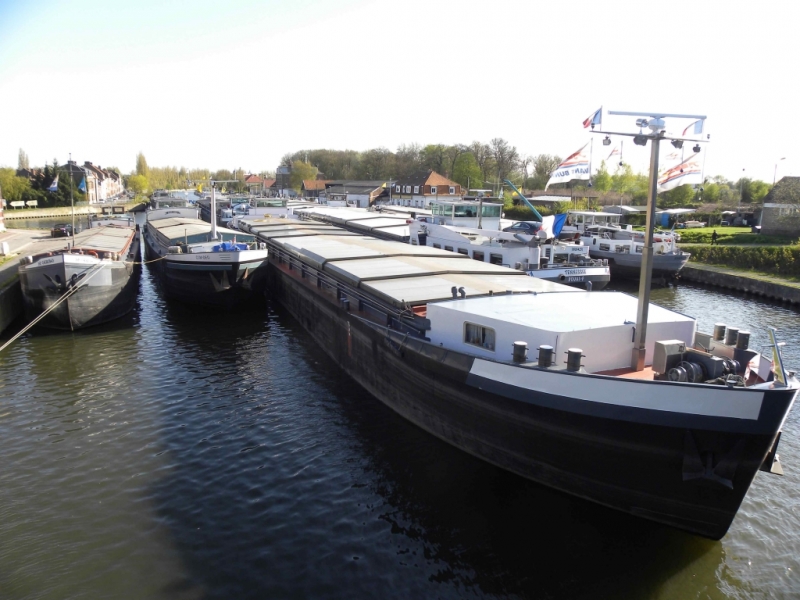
[[409, 218, 610, 290], [561, 211, 689, 280], [18, 222, 141, 330]]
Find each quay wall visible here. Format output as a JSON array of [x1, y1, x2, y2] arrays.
[[680, 265, 800, 305]]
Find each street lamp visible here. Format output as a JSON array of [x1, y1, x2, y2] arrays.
[[774, 157, 786, 186]]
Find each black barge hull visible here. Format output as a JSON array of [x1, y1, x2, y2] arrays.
[[266, 258, 795, 539]]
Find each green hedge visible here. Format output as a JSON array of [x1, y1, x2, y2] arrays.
[[689, 245, 800, 276]]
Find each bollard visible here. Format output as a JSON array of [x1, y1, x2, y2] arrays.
[[537, 345, 554, 368], [512, 342, 528, 363], [566, 348, 584, 372], [736, 331, 751, 350], [725, 327, 739, 346], [713, 323, 726, 341]]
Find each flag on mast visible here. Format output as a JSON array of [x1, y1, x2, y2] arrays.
[[607, 145, 620, 161], [546, 144, 591, 190], [582, 107, 602, 129], [47, 175, 59, 192], [682, 119, 704, 136], [78, 177, 86, 192], [657, 154, 703, 192]]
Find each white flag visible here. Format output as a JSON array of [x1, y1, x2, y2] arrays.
[[545, 144, 591, 190], [658, 155, 702, 192]]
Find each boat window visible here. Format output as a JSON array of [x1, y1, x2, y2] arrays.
[[473, 251, 484, 262], [457, 248, 469, 255], [454, 205, 470, 217], [482, 204, 501, 217], [464, 322, 496, 351], [489, 253, 503, 265], [433, 243, 441, 249], [444, 245, 454, 252]]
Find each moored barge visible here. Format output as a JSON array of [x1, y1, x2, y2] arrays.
[[18, 224, 141, 330], [248, 217, 797, 539]]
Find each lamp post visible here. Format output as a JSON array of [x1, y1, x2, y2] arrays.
[[738, 168, 745, 217], [774, 157, 786, 186]]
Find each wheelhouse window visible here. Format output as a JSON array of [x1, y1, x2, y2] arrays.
[[464, 322, 495, 351]]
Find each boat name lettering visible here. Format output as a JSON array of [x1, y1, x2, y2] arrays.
[[567, 276, 585, 282], [196, 255, 211, 260], [39, 258, 55, 265], [565, 269, 587, 275]]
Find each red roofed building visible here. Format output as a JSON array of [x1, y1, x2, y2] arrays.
[[301, 179, 331, 198], [244, 174, 264, 194], [390, 170, 461, 208]]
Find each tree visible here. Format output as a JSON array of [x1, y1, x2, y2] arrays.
[[451, 152, 483, 191], [750, 180, 771, 204], [394, 143, 422, 179], [444, 144, 467, 178], [593, 160, 612, 193], [420, 144, 447, 174], [611, 164, 637, 196], [289, 160, 318, 191], [489, 137, 519, 183], [128, 174, 149, 196], [18, 149, 29, 170], [469, 141, 494, 188], [528, 154, 562, 190], [0, 168, 31, 202], [135, 152, 149, 178], [659, 184, 695, 208]]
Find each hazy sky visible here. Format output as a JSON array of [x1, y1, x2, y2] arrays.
[[0, 0, 796, 184]]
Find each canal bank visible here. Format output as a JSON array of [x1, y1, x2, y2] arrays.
[[681, 262, 800, 304]]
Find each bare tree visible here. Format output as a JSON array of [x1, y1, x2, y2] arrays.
[[18, 148, 29, 170]]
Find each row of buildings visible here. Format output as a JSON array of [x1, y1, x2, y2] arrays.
[[16, 160, 124, 204], [242, 170, 466, 209]]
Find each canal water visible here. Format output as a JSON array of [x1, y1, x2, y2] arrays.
[[1, 267, 799, 598]]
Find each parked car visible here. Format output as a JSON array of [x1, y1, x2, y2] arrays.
[[502, 221, 543, 234], [51, 223, 73, 238]]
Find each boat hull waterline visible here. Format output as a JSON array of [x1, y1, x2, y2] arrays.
[[265, 257, 796, 540]]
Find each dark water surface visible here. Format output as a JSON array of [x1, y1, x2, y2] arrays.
[[2, 270, 799, 599]]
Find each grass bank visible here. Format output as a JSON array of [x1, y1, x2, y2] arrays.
[[677, 226, 797, 246]]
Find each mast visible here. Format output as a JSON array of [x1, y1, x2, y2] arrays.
[[70, 152, 75, 242], [600, 109, 707, 371], [211, 181, 218, 240], [630, 132, 662, 370]]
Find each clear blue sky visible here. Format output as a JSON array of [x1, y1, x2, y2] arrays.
[[0, 0, 796, 184]]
